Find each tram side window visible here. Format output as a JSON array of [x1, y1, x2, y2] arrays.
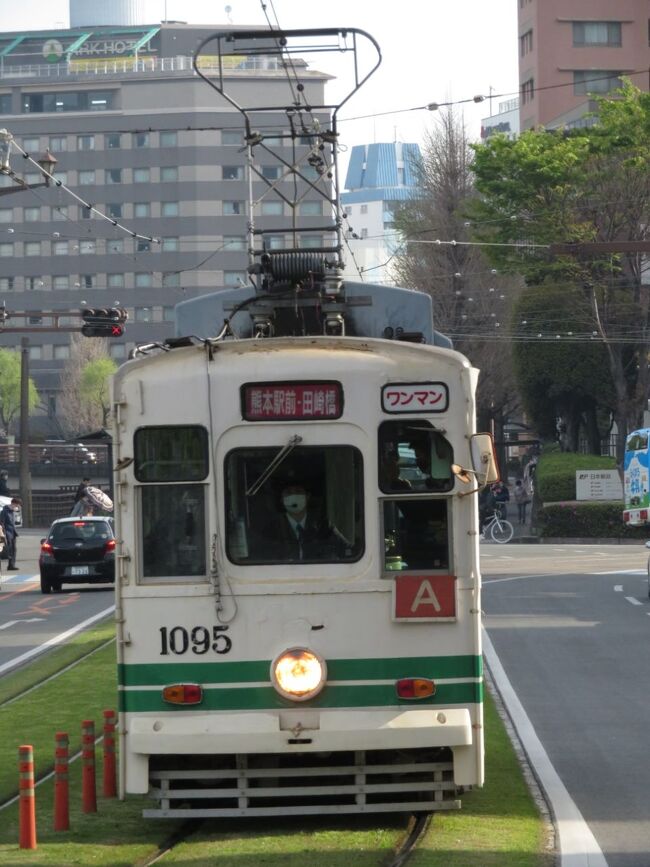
[[379, 421, 454, 493], [627, 433, 648, 452], [134, 426, 209, 482], [140, 484, 207, 580], [383, 499, 449, 573], [225, 445, 364, 565]]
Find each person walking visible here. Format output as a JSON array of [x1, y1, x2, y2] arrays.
[[0, 497, 22, 570], [0, 469, 10, 497], [514, 479, 530, 525], [71, 477, 90, 516], [492, 481, 510, 519]]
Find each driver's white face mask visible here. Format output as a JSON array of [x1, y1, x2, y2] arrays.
[[283, 494, 307, 515]]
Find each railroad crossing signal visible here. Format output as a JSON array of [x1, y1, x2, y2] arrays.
[[80, 307, 128, 338]]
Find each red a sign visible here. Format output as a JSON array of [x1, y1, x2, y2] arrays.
[[393, 575, 456, 621]]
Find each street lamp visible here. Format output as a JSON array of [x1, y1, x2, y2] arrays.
[[36, 148, 57, 187]]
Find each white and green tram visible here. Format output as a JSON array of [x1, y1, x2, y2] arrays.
[[113, 300, 497, 817]]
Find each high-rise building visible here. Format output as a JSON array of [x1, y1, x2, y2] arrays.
[[518, 0, 650, 130], [341, 142, 421, 286], [0, 20, 329, 429]]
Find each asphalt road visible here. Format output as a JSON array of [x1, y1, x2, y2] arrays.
[[483, 542, 650, 867], [0, 528, 114, 675]]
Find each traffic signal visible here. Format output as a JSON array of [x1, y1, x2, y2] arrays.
[[80, 307, 127, 338]]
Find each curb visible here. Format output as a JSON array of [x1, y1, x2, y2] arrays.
[[508, 535, 644, 545]]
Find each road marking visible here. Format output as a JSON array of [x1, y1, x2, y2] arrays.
[[625, 596, 643, 606], [484, 573, 565, 585], [594, 569, 646, 575], [614, 585, 623, 592], [483, 629, 608, 867], [0, 617, 44, 631], [0, 605, 115, 676]]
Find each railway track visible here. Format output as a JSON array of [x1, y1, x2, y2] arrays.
[[135, 812, 431, 867]]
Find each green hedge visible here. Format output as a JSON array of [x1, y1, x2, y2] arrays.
[[538, 501, 646, 539], [536, 451, 617, 502]]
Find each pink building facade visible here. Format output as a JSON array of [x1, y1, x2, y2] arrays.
[[518, 0, 650, 129]]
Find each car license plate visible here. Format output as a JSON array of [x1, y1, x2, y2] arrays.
[[71, 566, 89, 576]]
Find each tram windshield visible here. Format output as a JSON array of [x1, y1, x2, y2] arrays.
[[225, 445, 364, 565]]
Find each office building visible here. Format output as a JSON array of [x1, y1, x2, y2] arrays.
[[0, 16, 329, 428], [518, 0, 650, 130]]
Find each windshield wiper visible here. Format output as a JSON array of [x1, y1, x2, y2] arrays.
[[246, 435, 303, 497]]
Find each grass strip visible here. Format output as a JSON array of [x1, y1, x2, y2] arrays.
[[0, 617, 115, 706], [0, 640, 118, 804]]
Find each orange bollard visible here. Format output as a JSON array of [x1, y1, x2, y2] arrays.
[[18, 745, 37, 849], [81, 720, 97, 813], [53, 732, 69, 831], [102, 710, 117, 798]]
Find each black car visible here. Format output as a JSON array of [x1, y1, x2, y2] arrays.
[[39, 516, 116, 593]]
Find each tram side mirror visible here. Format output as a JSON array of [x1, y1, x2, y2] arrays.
[[470, 433, 500, 487]]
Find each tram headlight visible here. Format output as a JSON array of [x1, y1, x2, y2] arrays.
[[271, 647, 327, 701]]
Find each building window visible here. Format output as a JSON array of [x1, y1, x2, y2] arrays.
[[264, 135, 282, 146], [573, 70, 623, 94], [134, 203, 150, 218], [573, 21, 622, 47], [223, 201, 244, 215], [108, 204, 122, 219], [0, 94, 12, 114], [22, 136, 39, 151], [106, 169, 122, 184], [52, 206, 68, 221], [267, 234, 285, 249], [299, 201, 321, 216], [134, 132, 149, 148], [110, 343, 126, 359], [224, 235, 246, 251], [53, 276, 69, 289], [27, 276, 43, 290], [520, 29, 533, 57], [222, 130, 243, 145], [135, 273, 153, 288], [224, 271, 246, 286], [108, 274, 124, 288], [162, 236, 179, 251], [261, 165, 281, 180], [0, 277, 14, 291], [24, 172, 41, 184], [301, 235, 324, 247], [135, 307, 152, 322], [161, 166, 178, 182], [133, 168, 150, 183], [360, 204, 368, 215], [24, 241, 40, 256], [53, 241, 68, 255], [24, 91, 113, 113], [160, 131, 177, 147], [137, 239, 151, 252], [77, 135, 95, 151], [223, 165, 245, 180], [55, 171, 67, 185], [80, 240, 96, 255], [162, 272, 180, 287], [54, 345, 70, 360], [107, 239, 124, 254], [0, 208, 11, 223], [0, 243, 13, 257], [163, 305, 175, 321], [106, 134, 121, 149], [521, 77, 535, 104], [261, 201, 283, 216], [81, 206, 92, 219], [161, 202, 179, 217], [78, 170, 95, 185], [29, 345, 42, 360]]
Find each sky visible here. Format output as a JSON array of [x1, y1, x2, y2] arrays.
[[2, 0, 519, 150]]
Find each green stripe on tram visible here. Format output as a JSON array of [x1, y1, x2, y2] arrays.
[[118, 654, 482, 687], [119, 680, 483, 713]]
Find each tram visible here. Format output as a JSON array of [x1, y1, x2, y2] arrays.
[[113, 27, 499, 818]]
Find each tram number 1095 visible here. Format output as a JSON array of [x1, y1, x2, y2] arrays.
[[159, 625, 232, 656]]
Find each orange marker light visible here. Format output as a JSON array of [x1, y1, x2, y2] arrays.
[[396, 678, 436, 700], [162, 684, 203, 705]]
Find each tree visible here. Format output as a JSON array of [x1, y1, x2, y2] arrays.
[[392, 108, 522, 460], [471, 81, 650, 459], [58, 335, 117, 435], [0, 348, 39, 434]]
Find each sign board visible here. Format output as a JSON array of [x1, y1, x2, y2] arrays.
[[576, 470, 623, 501], [241, 381, 342, 421], [393, 575, 456, 621], [381, 382, 448, 414]]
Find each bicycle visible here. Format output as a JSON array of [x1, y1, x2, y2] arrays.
[[481, 510, 514, 544]]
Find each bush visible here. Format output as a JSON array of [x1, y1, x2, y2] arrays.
[[538, 501, 646, 539], [536, 451, 617, 502]]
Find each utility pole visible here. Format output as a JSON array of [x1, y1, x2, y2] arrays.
[[19, 337, 32, 526]]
